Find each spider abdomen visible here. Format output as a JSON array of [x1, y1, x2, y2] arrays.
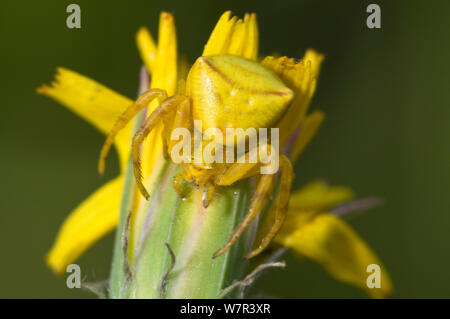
[[187, 55, 293, 146]]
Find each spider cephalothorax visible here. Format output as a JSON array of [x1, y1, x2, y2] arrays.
[[99, 54, 294, 258]]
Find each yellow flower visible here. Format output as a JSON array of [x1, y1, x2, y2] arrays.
[[275, 181, 393, 298], [37, 11, 177, 275], [38, 11, 392, 298]]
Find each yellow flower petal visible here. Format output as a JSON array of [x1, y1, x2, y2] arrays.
[[303, 49, 324, 80], [46, 176, 124, 275], [290, 180, 354, 211], [203, 11, 258, 60], [177, 55, 191, 86], [278, 214, 393, 298], [243, 13, 259, 60], [290, 110, 325, 163], [37, 68, 133, 171], [136, 26, 157, 74], [262, 50, 324, 146], [141, 12, 178, 179], [276, 181, 353, 238], [42, 12, 180, 274], [203, 11, 236, 56], [152, 12, 178, 96], [227, 18, 245, 56]]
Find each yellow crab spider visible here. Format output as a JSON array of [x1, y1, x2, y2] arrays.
[[99, 54, 295, 259]]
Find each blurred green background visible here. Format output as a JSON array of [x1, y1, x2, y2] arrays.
[[1, 0, 449, 298]]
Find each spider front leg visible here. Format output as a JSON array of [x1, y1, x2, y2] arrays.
[[213, 172, 274, 259], [246, 155, 293, 258], [98, 88, 168, 175], [212, 144, 276, 258], [212, 151, 293, 259], [133, 95, 191, 199], [168, 97, 192, 200], [202, 184, 216, 208]]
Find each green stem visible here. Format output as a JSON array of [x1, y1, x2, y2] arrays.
[[128, 163, 254, 298], [108, 110, 145, 299]]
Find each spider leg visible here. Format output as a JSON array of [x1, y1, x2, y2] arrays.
[[132, 95, 189, 199], [167, 97, 191, 154], [202, 184, 216, 208], [213, 173, 275, 259], [167, 98, 192, 199], [161, 96, 189, 160], [214, 145, 265, 186], [246, 155, 293, 258], [98, 88, 168, 175], [173, 171, 186, 199], [162, 134, 170, 160]]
